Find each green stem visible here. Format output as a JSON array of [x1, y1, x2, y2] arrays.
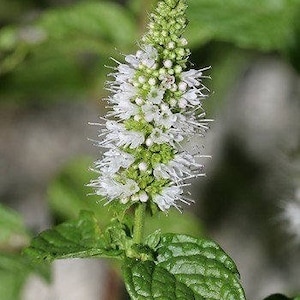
[[133, 203, 146, 244]]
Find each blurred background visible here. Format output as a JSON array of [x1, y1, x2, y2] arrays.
[[0, 0, 300, 299]]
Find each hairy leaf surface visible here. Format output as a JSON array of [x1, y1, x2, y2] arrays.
[[123, 233, 246, 299]]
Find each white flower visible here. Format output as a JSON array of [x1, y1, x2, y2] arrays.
[[140, 45, 158, 68], [153, 152, 204, 182], [148, 128, 169, 144], [125, 52, 141, 68], [117, 131, 145, 149], [182, 88, 200, 105], [147, 87, 165, 104], [95, 148, 135, 175], [103, 121, 144, 149], [142, 102, 160, 122], [109, 99, 139, 120], [110, 82, 136, 103], [153, 163, 171, 180], [139, 191, 149, 202], [153, 186, 183, 211], [91, 177, 139, 201], [114, 64, 135, 83], [160, 74, 175, 89], [154, 106, 176, 128], [91, 177, 124, 199], [181, 68, 208, 87], [122, 179, 140, 198]]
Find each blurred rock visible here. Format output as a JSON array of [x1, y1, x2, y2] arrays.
[[0, 101, 100, 232], [23, 259, 109, 300]]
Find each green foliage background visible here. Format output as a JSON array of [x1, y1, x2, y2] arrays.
[[0, 0, 300, 299], [0, 0, 299, 104]]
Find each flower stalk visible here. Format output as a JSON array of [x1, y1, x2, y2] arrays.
[[133, 203, 146, 244]]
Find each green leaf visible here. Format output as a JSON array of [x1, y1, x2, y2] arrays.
[[123, 258, 197, 299], [123, 233, 246, 300], [186, 0, 298, 52], [24, 211, 123, 261]]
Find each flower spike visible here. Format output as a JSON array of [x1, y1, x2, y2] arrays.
[[89, 0, 210, 211]]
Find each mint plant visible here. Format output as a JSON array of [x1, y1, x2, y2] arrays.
[[23, 0, 299, 299]]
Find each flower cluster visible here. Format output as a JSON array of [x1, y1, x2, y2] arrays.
[[89, 0, 210, 211]]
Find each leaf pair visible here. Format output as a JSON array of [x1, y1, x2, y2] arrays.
[[25, 210, 246, 299]]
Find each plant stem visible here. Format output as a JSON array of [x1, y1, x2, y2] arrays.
[[133, 203, 146, 244]]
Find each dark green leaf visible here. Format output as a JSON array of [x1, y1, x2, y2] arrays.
[[24, 211, 123, 261], [123, 233, 246, 299], [123, 258, 196, 299]]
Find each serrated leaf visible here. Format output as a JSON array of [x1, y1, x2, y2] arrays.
[[24, 210, 123, 261], [123, 233, 246, 300], [123, 258, 196, 299]]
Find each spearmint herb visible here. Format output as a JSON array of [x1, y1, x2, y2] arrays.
[[27, 1, 296, 299]]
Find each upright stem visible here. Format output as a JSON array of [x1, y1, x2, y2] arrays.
[[133, 203, 146, 244]]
